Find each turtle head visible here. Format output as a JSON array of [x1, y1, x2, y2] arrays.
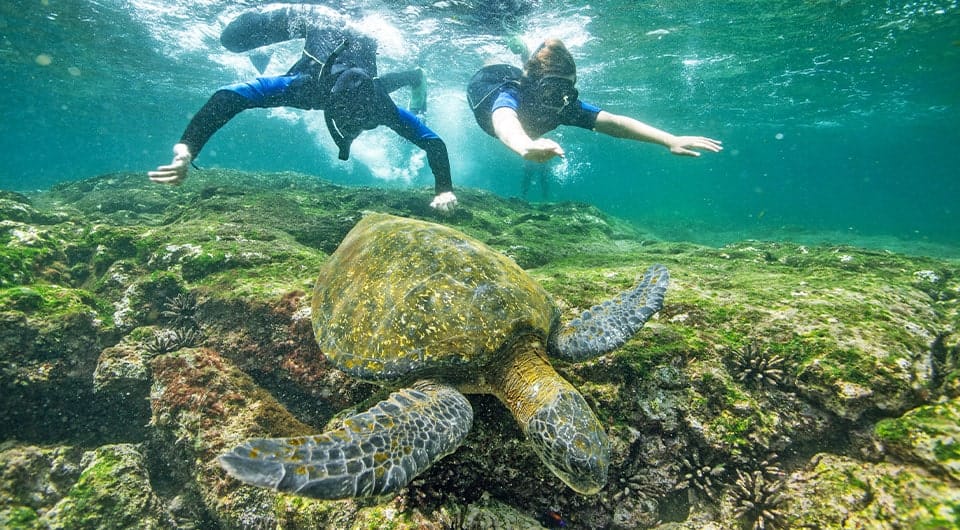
[[525, 387, 610, 494], [493, 337, 610, 494]]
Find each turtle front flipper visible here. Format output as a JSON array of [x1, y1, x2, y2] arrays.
[[218, 380, 472, 499], [551, 263, 670, 361]]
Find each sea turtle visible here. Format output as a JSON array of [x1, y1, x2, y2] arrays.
[[219, 213, 669, 499]]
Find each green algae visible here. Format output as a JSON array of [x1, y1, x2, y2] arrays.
[[1, 506, 39, 530], [0, 284, 103, 320], [50, 445, 170, 529], [57, 449, 126, 524], [0, 244, 49, 288]]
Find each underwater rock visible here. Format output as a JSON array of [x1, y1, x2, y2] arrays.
[[102, 265, 186, 334], [93, 331, 151, 398], [774, 453, 959, 528], [41, 444, 173, 528], [0, 191, 63, 225], [0, 291, 108, 443], [0, 444, 85, 525], [198, 290, 370, 424], [875, 396, 960, 482], [0, 443, 172, 528], [148, 347, 316, 528], [460, 492, 544, 529]]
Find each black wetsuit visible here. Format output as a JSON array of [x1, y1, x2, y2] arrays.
[[179, 5, 452, 195]]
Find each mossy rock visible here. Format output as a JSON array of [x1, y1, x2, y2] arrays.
[[0, 444, 169, 529], [0, 444, 86, 511], [778, 453, 959, 529], [876, 396, 960, 481], [42, 444, 173, 529], [0, 191, 63, 225], [148, 348, 315, 528]]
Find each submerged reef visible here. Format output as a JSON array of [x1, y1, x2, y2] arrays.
[[1, 170, 958, 529]]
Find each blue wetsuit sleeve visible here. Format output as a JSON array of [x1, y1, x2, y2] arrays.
[[491, 89, 520, 112], [222, 75, 314, 108], [179, 74, 313, 159], [386, 108, 453, 194]]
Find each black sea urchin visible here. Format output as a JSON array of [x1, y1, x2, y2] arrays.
[[144, 329, 182, 357], [161, 292, 200, 331], [729, 469, 787, 530], [676, 449, 727, 501], [732, 340, 785, 388], [143, 327, 202, 357]]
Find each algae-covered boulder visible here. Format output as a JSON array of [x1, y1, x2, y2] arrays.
[[148, 347, 313, 528], [148, 346, 436, 529], [875, 396, 960, 482], [776, 453, 959, 528], [459, 492, 546, 529], [0, 443, 172, 529], [0, 286, 110, 443], [0, 190, 63, 225], [0, 444, 85, 527], [92, 328, 157, 432], [42, 444, 173, 529]]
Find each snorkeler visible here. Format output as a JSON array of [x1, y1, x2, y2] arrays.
[[467, 38, 722, 164], [149, 4, 458, 212]]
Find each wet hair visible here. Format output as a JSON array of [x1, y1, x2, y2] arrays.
[[523, 38, 576, 81]]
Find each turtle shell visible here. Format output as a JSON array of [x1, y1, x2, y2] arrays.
[[312, 213, 558, 382]]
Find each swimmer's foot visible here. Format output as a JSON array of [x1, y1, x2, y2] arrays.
[[507, 35, 530, 61], [410, 68, 427, 115]]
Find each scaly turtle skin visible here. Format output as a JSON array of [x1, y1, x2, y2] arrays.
[[219, 213, 669, 499]]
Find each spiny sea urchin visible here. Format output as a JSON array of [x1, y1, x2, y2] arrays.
[[144, 329, 182, 357], [143, 327, 202, 357], [161, 291, 199, 331], [731, 340, 785, 388], [729, 469, 787, 530], [676, 448, 727, 501]]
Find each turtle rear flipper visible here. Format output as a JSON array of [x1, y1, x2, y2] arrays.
[[218, 381, 472, 499], [551, 263, 669, 361]]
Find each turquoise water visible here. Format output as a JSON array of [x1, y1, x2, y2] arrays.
[[2, 1, 958, 256]]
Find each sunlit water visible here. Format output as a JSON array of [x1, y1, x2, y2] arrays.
[[2, 0, 958, 256]]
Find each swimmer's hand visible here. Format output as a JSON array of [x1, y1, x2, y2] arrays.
[[148, 143, 192, 185], [430, 191, 458, 213], [667, 136, 723, 157], [521, 138, 565, 163]]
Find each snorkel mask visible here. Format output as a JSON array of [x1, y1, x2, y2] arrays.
[[535, 75, 578, 112]]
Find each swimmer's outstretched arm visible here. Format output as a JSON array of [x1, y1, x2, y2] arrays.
[[491, 107, 565, 163], [148, 143, 192, 185], [593, 111, 723, 157]]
